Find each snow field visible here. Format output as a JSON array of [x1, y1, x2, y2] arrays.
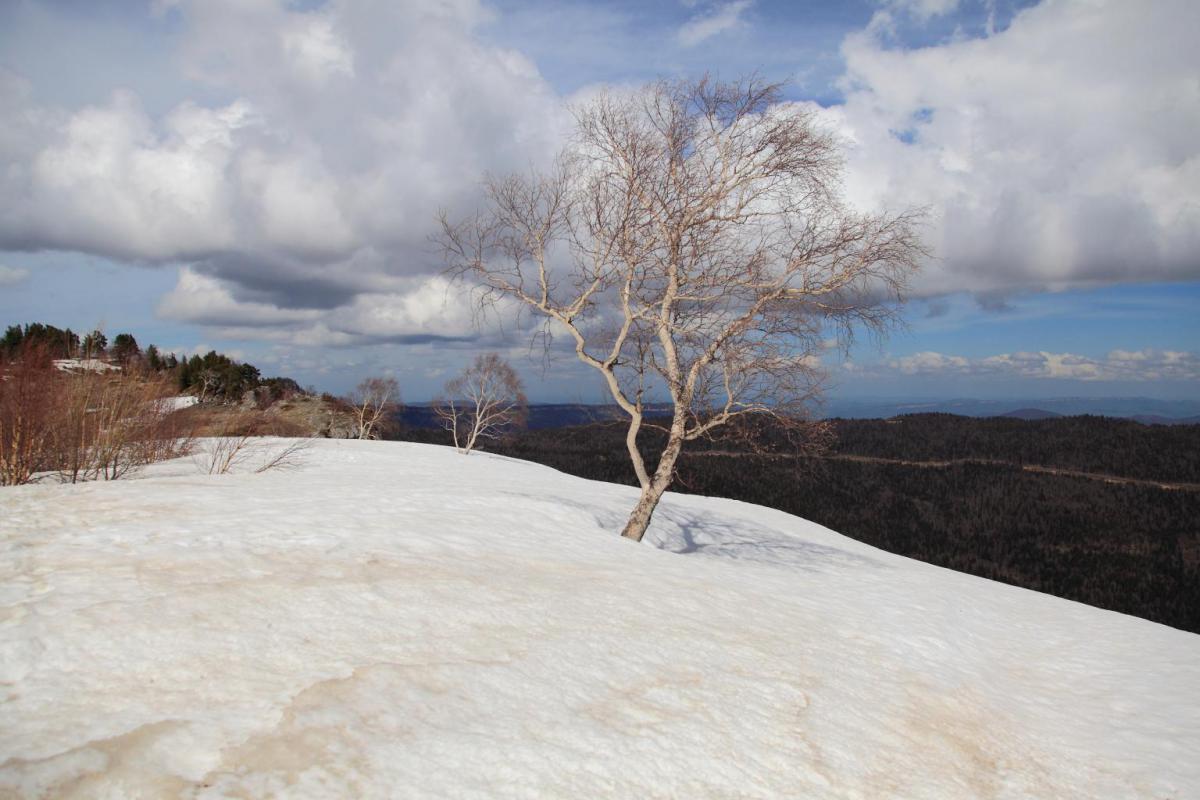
[[1, 438, 1197, 798]]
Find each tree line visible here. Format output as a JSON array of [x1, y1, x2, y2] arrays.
[[1, 321, 307, 405], [0, 322, 311, 485], [828, 413, 1200, 483]]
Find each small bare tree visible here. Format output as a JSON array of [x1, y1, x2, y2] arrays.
[[345, 377, 401, 440], [440, 75, 925, 542], [435, 353, 528, 454]]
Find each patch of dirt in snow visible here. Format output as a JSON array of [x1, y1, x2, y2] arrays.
[[865, 682, 1021, 798], [0, 720, 193, 799]]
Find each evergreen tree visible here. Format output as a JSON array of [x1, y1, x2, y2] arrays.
[[111, 333, 140, 364], [1, 325, 22, 356], [82, 330, 107, 358], [145, 344, 162, 371]]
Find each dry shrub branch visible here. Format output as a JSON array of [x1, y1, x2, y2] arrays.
[[1, 345, 194, 486]]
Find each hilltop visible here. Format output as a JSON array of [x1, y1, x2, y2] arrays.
[[2, 439, 1196, 797]]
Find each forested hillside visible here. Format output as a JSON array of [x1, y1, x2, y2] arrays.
[[830, 414, 1200, 483]]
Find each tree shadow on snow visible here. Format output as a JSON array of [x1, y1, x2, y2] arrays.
[[647, 507, 887, 573], [521, 491, 886, 574]]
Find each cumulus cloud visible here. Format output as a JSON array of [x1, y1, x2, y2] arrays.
[[156, 341, 247, 361], [156, 268, 324, 328], [323, 277, 496, 344], [677, 1, 753, 47], [157, 267, 506, 347], [4, 90, 253, 261], [0, 0, 564, 341], [884, 349, 1200, 382], [890, 351, 971, 375], [814, 0, 1200, 298], [0, 264, 29, 286], [280, 14, 356, 86]]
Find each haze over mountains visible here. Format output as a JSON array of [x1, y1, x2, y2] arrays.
[[823, 396, 1200, 423], [401, 397, 1200, 430]]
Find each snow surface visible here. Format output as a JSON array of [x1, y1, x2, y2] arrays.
[[161, 395, 199, 412], [51, 359, 119, 374], [1, 438, 1197, 799]]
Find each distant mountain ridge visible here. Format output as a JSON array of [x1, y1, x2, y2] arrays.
[[402, 398, 1200, 428], [998, 408, 1064, 420], [822, 396, 1200, 423], [401, 403, 674, 430]]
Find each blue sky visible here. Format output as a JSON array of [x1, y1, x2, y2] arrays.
[[1, 0, 1197, 401]]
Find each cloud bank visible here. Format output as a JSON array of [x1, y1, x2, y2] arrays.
[[877, 348, 1200, 383], [0, 0, 1197, 352], [820, 0, 1200, 298], [1, 0, 563, 345]]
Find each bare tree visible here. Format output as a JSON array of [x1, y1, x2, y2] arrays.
[[345, 377, 401, 440], [435, 353, 528, 454], [440, 75, 925, 542]]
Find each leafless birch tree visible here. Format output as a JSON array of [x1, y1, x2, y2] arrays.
[[439, 75, 925, 542], [346, 377, 400, 440], [435, 353, 528, 454]]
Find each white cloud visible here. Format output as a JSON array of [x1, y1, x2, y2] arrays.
[[12, 94, 252, 261], [0, 264, 29, 286], [0, 0, 565, 339], [892, 351, 970, 375], [157, 268, 324, 327], [157, 342, 247, 361], [678, 1, 753, 47], [883, 348, 1200, 382], [325, 277, 488, 342], [280, 14, 355, 86], [157, 268, 502, 346], [882, 0, 961, 22], [817, 0, 1200, 297]]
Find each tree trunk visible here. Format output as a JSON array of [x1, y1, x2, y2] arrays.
[[620, 479, 670, 541], [620, 428, 685, 542]]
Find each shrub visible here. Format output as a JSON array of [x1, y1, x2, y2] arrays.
[[0, 345, 60, 485], [1, 344, 194, 485]]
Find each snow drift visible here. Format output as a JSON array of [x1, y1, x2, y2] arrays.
[[1, 439, 1196, 798]]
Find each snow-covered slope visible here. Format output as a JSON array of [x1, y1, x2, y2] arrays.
[[1, 439, 1197, 799]]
